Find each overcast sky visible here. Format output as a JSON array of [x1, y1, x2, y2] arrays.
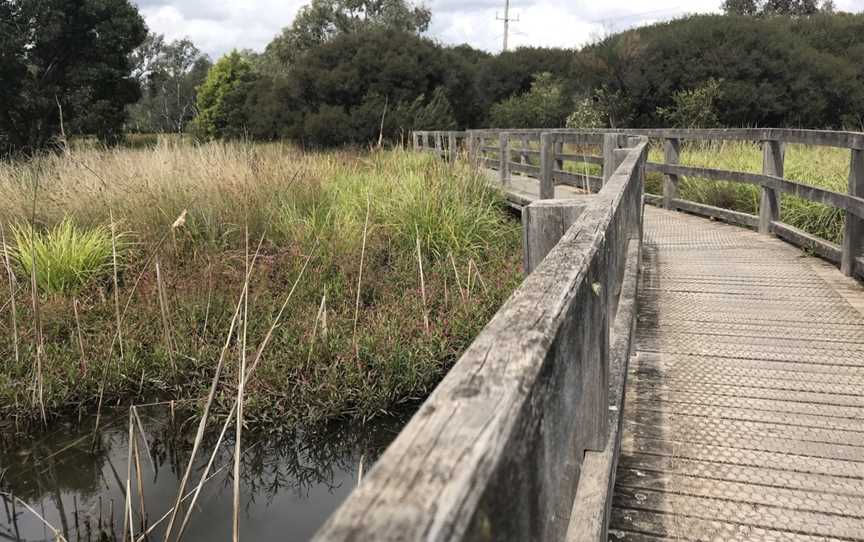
[[133, 0, 864, 60]]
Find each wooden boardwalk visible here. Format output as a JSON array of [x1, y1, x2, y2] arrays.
[[610, 207, 864, 541]]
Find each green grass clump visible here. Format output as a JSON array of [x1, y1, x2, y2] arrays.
[[646, 140, 849, 243], [7, 218, 119, 294]]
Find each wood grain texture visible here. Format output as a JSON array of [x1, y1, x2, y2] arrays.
[[315, 142, 647, 542], [611, 207, 864, 542]]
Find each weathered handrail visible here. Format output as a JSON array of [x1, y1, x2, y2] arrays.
[[416, 127, 864, 280], [315, 135, 648, 541]]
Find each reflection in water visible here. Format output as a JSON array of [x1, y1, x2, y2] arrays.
[[0, 407, 407, 541]]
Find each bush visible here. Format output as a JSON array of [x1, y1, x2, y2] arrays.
[[192, 51, 257, 140], [488, 73, 569, 128], [7, 218, 119, 295], [656, 78, 724, 128], [566, 94, 605, 129]]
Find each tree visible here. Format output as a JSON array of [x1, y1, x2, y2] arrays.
[[128, 34, 211, 133], [722, 0, 832, 15], [722, 0, 760, 14], [570, 14, 864, 129], [474, 47, 574, 125], [0, 0, 147, 154], [264, 0, 431, 67], [488, 73, 569, 129], [192, 52, 257, 140], [656, 79, 724, 128], [288, 29, 470, 146]]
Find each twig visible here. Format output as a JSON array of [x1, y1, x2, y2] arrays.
[[110, 211, 124, 362], [232, 227, 250, 542], [352, 193, 371, 364], [154, 256, 176, 375], [72, 298, 87, 374], [415, 229, 429, 333], [0, 492, 68, 542], [0, 224, 19, 368]]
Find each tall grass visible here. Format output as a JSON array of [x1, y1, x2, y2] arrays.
[[0, 142, 522, 428], [646, 140, 849, 243]]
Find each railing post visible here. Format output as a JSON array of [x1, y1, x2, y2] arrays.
[[841, 148, 864, 276], [447, 131, 457, 162], [760, 140, 784, 235], [519, 135, 529, 165], [663, 138, 680, 210], [522, 200, 587, 275], [554, 140, 564, 171], [467, 132, 477, 167], [539, 132, 556, 200], [436, 133, 444, 157], [499, 132, 510, 187], [602, 133, 621, 184]]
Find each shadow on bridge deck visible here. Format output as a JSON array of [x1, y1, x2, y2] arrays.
[[610, 207, 864, 541]]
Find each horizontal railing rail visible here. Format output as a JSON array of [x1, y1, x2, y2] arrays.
[[315, 134, 648, 541], [415, 127, 864, 280]]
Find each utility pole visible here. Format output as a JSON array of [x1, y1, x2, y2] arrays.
[[496, 0, 519, 52]]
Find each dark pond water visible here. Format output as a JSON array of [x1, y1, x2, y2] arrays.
[[0, 408, 407, 541]]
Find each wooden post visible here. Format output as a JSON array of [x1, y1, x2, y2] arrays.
[[412, 132, 419, 151], [522, 200, 587, 275], [663, 138, 680, 210], [760, 140, 784, 235], [841, 148, 864, 276], [435, 133, 443, 157], [520, 136, 529, 165], [554, 140, 564, 171], [602, 134, 620, 184], [447, 131, 457, 162], [539, 133, 556, 200], [499, 132, 510, 186], [467, 133, 477, 167]]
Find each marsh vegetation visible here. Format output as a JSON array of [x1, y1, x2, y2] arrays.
[[0, 141, 522, 430]]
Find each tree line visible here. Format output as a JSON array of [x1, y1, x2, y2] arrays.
[[1, 0, 862, 155]]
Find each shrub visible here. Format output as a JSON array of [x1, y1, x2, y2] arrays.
[[566, 94, 605, 129], [192, 51, 257, 140], [656, 78, 724, 128], [7, 218, 119, 294], [488, 72, 570, 129]]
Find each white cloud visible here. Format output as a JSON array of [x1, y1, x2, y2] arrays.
[[133, 0, 864, 59]]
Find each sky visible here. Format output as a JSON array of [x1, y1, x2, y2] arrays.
[[133, 0, 864, 60]]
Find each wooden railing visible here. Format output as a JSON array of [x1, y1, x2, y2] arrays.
[[315, 135, 648, 541], [416, 128, 864, 280]]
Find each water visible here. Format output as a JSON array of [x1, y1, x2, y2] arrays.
[[0, 408, 407, 541]]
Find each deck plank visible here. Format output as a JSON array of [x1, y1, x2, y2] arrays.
[[610, 207, 864, 542]]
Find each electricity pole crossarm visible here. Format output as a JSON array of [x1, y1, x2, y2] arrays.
[[495, 0, 519, 52]]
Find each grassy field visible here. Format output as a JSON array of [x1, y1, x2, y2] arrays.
[[645, 140, 850, 243], [0, 141, 522, 429]]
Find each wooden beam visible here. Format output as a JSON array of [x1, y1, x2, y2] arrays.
[[499, 132, 510, 187], [842, 149, 864, 276], [603, 134, 620, 184], [663, 138, 680, 210], [522, 199, 587, 275], [760, 140, 784, 235], [539, 132, 555, 199]]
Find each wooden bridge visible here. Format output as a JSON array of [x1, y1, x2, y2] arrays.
[[315, 129, 864, 541]]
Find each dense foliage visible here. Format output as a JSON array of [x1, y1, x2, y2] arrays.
[[0, 0, 146, 154], [194, 9, 864, 146], [572, 13, 864, 129], [2, 0, 863, 153]]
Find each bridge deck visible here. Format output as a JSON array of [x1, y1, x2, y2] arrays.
[[611, 207, 864, 541]]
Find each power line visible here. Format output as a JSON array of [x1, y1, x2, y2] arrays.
[[495, 0, 519, 52]]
